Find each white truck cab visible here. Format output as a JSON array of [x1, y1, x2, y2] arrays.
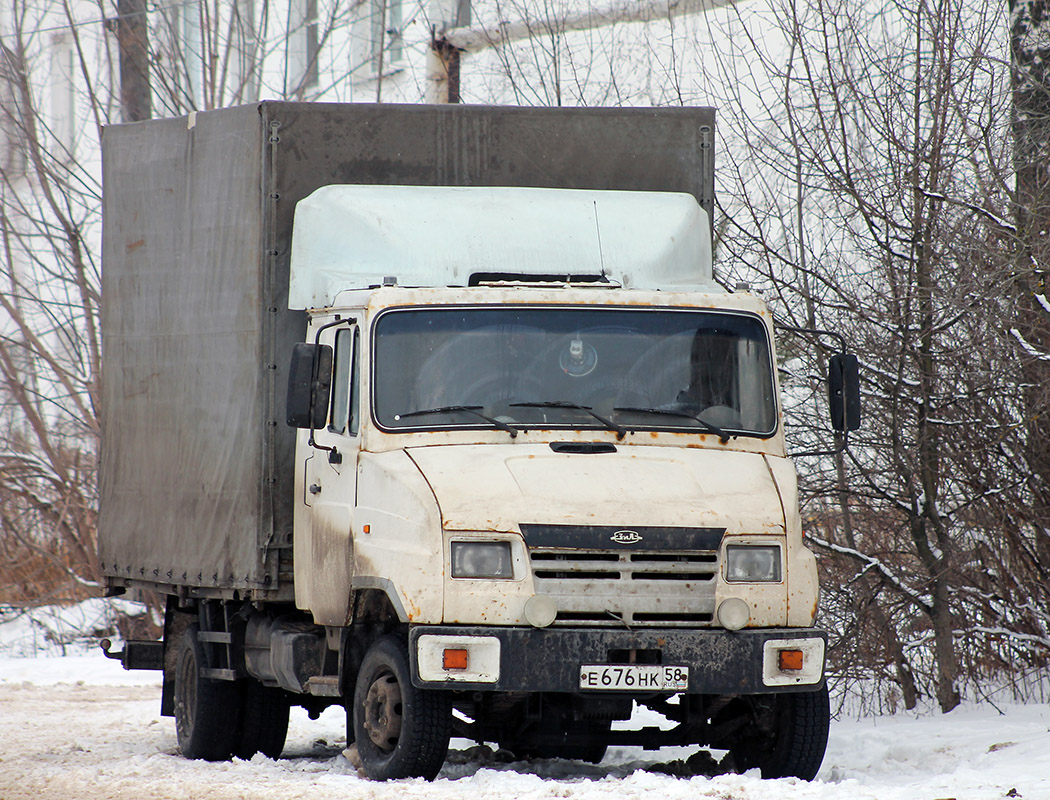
[[284, 185, 833, 779]]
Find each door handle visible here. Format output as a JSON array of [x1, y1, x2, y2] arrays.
[[309, 483, 322, 495]]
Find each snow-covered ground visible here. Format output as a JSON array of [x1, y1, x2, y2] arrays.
[[1, 650, 1047, 800], [1, 604, 1048, 799]]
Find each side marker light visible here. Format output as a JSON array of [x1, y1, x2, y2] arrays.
[[443, 648, 469, 670], [778, 649, 804, 671]]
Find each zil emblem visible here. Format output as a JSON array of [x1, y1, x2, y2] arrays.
[[610, 530, 643, 545]]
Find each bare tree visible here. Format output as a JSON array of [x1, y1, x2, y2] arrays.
[[0, 0, 381, 612], [0, 12, 107, 604], [1008, 0, 1050, 566], [713, 0, 1050, 710]]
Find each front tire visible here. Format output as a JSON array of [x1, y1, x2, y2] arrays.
[[728, 684, 830, 780], [352, 635, 452, 780], [173, 625, 244, 761]]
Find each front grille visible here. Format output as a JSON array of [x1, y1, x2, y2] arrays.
[[530, 551, 717, 582], [528, 546, 719, 627]]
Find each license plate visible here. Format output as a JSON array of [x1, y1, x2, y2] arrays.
[[579, 664, 689, 691]]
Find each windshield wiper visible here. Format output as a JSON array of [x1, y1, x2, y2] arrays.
[[510, 401, 627, 439], [396, 405, 518, 438], [613, 406, 731, 444]]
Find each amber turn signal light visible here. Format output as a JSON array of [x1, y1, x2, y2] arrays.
[[443, 648, 469, 670], [778, 649, 804, 671]]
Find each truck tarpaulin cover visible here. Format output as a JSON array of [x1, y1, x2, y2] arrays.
[[98, 102, 715, 597]]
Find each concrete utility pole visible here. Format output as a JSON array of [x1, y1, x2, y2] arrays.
[[426, 0, 735, 102], [114, 0, 151, 121]]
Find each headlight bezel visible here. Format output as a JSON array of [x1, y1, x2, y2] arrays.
[[724, 543, 783, 583], [450, 539, 517, 580]]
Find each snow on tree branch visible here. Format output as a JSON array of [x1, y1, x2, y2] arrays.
[[810, 536, 933, 614], [1010, 328, 1050, 361]]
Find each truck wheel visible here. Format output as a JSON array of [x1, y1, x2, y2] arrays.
[[352, 635, 451, 780], [174, 625, 243, 760], [235, 682, 290, 759], [729, 684, 830, 780]]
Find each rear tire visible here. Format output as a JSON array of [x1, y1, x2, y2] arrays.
[[352, 635, 452, 780], [235, 682, 290, 760], [728, 684, 830, 780], [173, 625, 243, 761]]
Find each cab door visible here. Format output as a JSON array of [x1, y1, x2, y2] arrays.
[[295, 318, 362, 625]]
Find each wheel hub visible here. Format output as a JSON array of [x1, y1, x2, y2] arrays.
[[362, 672, 403, 752]]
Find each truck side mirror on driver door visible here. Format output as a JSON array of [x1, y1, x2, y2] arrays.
[[828, 353, 861, 432], [287, 342, 334, 429]]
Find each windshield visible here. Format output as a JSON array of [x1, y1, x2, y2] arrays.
[[372, 306, 777, 438]]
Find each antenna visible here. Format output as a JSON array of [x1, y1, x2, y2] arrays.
[[592, 200, 606, 278]]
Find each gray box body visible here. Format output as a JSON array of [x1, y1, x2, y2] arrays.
[[98, 102, 716, 599]]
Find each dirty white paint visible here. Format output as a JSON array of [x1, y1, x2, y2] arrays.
[[288, 186, 715, 308], [292, 266, 816, 635]]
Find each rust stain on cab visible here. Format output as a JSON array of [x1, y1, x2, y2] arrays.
[[406, 598, 423, 622]]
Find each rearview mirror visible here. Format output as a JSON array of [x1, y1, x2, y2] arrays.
[[828, 353, 861, 432], [286, 342, 333, 429]]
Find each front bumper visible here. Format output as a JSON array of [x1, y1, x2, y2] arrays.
[[409, 625, 826, 694]]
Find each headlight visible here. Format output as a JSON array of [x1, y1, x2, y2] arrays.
[[725, 545, 782, 582], [451, 541, 514, 579]]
